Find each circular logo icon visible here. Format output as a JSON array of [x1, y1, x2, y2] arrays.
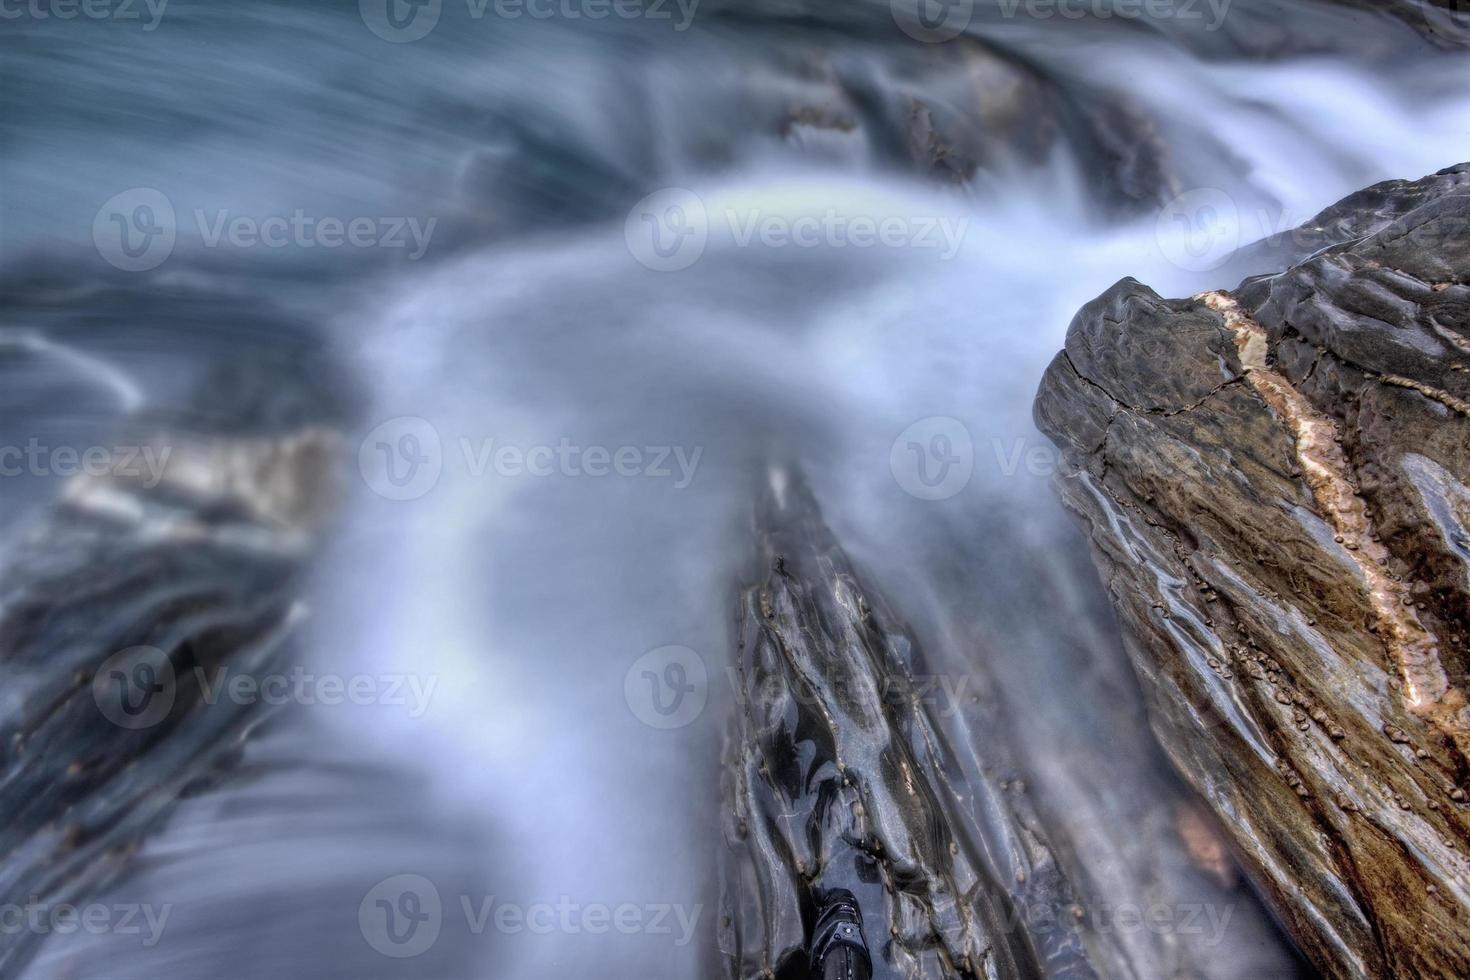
[[93, 188, 176, 273], [624, 645, 708, 729], [93, 646, 176, 730], [1155, 188, 1240, 273], [359, 874, 442, 958], [624, 188, 708, 272], [891, 0, 974, 43], [360, 0, 442, 42], [359, 417, 443, 501], [1422, 0, 1469, 43], [890, 417, 973, 501]]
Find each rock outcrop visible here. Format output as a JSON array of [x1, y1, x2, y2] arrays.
[[1035, 164, 1470, 979], [0, 277, 350, 979], [718, 472, 1302, 979], [720, 474, 1094, 979]]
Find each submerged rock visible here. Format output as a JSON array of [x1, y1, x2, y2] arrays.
[[0, 431, 338, 977], [0, 277, 350, 978], [1034, 163, 1470, 979], [718, 472, 1301, 979], [720, 474, 1093, 979]]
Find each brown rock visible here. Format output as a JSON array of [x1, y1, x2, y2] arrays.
[[1035, 163, 1470, 979]]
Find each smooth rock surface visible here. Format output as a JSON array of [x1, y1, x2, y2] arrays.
[[718, 473, 1302, 979], [1035, 163, 1470, 979]]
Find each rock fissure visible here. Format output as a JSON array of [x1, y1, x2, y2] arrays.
[[1035, 164, 1470, 980], [1377, 373, 1470, 418], [1196, 290, 1464, 740], [1060, 347, 1244, 419]]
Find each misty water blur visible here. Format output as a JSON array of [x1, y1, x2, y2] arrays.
[[4, 1, 1470, 977]]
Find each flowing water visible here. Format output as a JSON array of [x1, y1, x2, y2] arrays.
[[4, 1, 1470, 977]]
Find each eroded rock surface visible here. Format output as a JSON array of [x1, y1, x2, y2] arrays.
[[1035, 163, 1470, 979], [718, 473, 1301, 979], [0, 278, 351, 978], [720, 475, 1093, 979]]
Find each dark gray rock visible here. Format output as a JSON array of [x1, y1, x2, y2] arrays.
[[0, 277, 351, 979], [1035, 163, 1470, 979], [718, 473, 1303, 979]]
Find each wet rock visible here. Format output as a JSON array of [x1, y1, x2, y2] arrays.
[[0, 277, 350, 978], [0, 442, 333, 977], [1034, 163, 1470, 979], [783, 38, 1174, 206], [1351, 0, 1470, 48], [721, 476, 1091, 979], [719, 472, 1299, 979]]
